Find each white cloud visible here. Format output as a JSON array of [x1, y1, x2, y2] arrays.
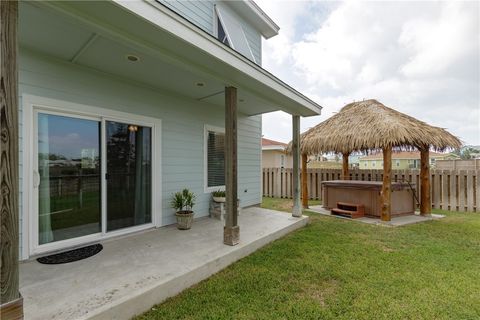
[[260, 0, 480, 146]]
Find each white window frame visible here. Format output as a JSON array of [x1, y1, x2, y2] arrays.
[[204, 124, 225, 193], [22, 94, 162, 259]]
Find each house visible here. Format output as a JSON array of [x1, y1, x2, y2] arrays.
[[436, 158, 480, 170], [261, 137, 292, 168], [307, 153, 343, 169], [1, 1, 321, 319], [359, 151, 450, 169]]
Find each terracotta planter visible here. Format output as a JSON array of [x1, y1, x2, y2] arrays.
[[175, 211, 194, 230], [212, 196, 226, 203]]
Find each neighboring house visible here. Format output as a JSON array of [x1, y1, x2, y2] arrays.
[[261, 138, 292, 168], [359, 151, 450, 169], [17, 1, 321, 261], [307, 153, 342, 169], [436, 159, 480, 170]]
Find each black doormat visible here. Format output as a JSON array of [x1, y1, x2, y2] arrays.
[[37, 244, 103, 264]]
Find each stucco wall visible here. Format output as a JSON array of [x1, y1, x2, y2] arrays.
[[262, 150, 292, 168]]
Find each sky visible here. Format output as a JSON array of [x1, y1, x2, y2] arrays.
[[256, 0, 480, 147]]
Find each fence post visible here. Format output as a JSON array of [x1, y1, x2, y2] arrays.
[[467, 170, 474, 212], [458, 170, 466, 212], [475, 171, 480, 212], [441, 170, 450, 211]]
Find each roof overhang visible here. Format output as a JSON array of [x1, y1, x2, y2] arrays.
[[224, 1, 280, 39], [27, 0, 321, 117]]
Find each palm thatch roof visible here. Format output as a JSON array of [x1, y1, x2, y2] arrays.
[[288, 99, 461, 155]]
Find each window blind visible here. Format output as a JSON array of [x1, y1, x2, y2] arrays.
[[207, 131, 225, 187]]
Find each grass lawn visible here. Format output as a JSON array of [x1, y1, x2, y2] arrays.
[[135, 197, 480, 320]]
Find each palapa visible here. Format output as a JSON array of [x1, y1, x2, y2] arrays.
[[286, 99, 461, 221], [287, 99, 461, 155]]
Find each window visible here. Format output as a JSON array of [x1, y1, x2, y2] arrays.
[[372, 161, 376, 167], [396, 160, 400, 167], [364, 162, 367, 167], [217, 17, 230, 47], [281, 155, 285, 167], [206, 126, 225, 189]]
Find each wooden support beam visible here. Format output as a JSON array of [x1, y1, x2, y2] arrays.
[[342, 152, 350, 180], [292, 115, 301, 217], [301, 153, 308, 208], [1, 1, 23, 318], [380, 147, 392, 221], [420, 148, 431, 215], [223, 86, 239, 246]]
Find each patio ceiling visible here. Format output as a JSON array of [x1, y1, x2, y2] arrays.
[[19, 1, 321, 117]]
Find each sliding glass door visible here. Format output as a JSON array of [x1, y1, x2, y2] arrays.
[[36, 111, 153, 248], [37, 113, 101, 244], [106, 121, 152, 231]]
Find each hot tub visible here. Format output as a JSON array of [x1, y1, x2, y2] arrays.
[[322, 180, 416, 218]]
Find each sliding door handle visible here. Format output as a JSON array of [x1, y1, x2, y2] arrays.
[[33, 170, 40, 188]]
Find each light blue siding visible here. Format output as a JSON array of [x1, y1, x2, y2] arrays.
[[18, 49, 262, 258], [158, 0, 214, 34]]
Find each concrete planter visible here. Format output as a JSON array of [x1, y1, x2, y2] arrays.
[[212, 196, 226, 203], [175, 211, 194, 230]]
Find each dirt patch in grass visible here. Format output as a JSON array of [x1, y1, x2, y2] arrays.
[[298, 279, 339, 307]]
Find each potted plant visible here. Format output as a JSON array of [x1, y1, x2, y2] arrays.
[[212, 189, 226, 203], [171, 188, 196, 230]]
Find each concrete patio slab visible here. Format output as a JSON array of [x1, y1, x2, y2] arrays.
[[20, 207, 308, 320], [308, 205, 444, 227]]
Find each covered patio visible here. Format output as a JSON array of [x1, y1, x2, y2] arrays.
[[20, 207, 308, 320]]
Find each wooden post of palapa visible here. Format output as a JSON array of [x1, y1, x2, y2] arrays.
[[292, 115, 301, 217], [223, 86, 239, 245], [301, 153, 308, 208], [1, 1, 24, 318], [342, 152, 349, 180], [420, 148, 431, 215], [380, 147, 392, 221]]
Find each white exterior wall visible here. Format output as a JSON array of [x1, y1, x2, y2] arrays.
[[18, 49, 262, 258]]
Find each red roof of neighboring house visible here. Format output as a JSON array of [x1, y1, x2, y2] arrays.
[[360, 151, 446, 160], [262, 138, 288, 147]]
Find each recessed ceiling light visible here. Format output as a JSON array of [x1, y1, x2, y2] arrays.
[[126, 54, 140, 62], [195, 82, 205, 87]]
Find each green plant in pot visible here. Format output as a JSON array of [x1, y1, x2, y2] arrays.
[[171, 188, 196, 230], [212, 189, 226, 203]]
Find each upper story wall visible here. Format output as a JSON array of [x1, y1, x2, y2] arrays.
[[157, 0, 262, 65]]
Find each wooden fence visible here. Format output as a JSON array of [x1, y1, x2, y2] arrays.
[[262, 168, 479, 212]]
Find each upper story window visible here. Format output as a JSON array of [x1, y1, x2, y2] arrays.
[[214, 4, 257, 63], [217, 17, 230, 47]]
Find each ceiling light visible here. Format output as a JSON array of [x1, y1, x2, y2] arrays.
[[126, 54, 140, 62]]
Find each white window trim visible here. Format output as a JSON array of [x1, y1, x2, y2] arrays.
[[204, 124, 225, 193], [22, 94, 162, 259]]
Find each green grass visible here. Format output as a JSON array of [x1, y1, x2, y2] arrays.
[[135, 197, 480, 320]]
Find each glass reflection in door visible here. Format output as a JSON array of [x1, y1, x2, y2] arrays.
[[106, 121, 152, 231], [37, 113, 101, 244]]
